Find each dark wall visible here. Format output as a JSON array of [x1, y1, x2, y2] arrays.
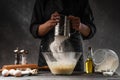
[[0, 0, 39, 66], [0, 0, 120, 74]]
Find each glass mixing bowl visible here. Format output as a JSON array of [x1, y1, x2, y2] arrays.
[[93, 49, 119, 74], [42, 52, 82, 75]]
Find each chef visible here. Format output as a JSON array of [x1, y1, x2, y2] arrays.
[[30, 0, 96, 72]]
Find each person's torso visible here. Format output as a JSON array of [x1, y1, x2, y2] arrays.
[[41, 0, 87, 21], [40, 0, 86, 52]]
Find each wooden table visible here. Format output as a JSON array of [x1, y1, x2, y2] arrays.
[[0, 71, 120, 80]]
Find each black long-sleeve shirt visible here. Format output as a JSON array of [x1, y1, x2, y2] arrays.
[[30, 0, 96, 71]]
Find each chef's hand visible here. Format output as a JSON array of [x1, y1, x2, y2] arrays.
[[51, 11, 60, 22], [68, 15, 91, 37], [68, 15, 81, 31], [43, 12, 60, 29], [38, 12, 60, 36]]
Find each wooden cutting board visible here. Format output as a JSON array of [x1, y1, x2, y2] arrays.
[[0, 64, 49, 72]]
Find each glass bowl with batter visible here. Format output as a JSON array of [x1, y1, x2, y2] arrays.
[[42, 52, 82, 75]]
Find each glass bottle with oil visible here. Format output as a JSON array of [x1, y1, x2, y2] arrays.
[[85, 47, 94, 74]]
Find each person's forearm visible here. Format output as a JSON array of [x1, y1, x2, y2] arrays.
[[38, 24, 52, 36], [79, 23, 91, 37], [37, 19, 57, 36], [37, 12, 60, 36]]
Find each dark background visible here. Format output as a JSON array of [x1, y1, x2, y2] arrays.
[[0, 0, 120, 74]]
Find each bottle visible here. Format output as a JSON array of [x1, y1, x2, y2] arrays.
[[20, 50, 28, 65], [14, 47, 20, 65], [85, 47, 94, 74]]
